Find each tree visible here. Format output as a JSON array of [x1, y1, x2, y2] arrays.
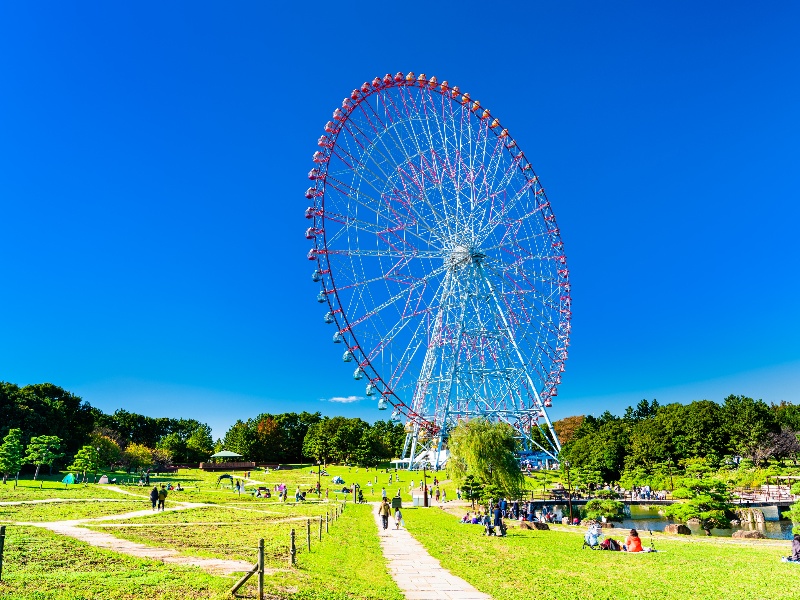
[[123, 443, 153, 472], [553, 415, 585, 446], [91, 434, 122, 469], [561, 418, 629, 483], [448, 419, 524, 498], [303, 421, 333, 464], [156, 433, 186, 464], [460, 474, 484, 509], [774, 401, 800, 431], [0, 428, 24, 483], [768, 427, 800, 464], [185, 426, 214, 462], [152, 447, 173, 471], [721, 394, 778, 462], [25, 435, 63, 480], [664, 480, 735, 535], [623, 399, 660, 422], [68, 445, 99, 482], [582, 499, 625, 522]]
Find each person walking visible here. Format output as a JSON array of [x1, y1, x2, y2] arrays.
[[378, 498, 391, 530], [394, 506, 403, 529], [381, 487, 387, 500], [149, 486, 158, 511], [157, 485, 168, 511]]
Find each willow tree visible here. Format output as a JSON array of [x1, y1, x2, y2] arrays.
[[448, 419, 524, 499]]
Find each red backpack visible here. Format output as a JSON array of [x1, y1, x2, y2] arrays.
[[600, 538, 621, 551]]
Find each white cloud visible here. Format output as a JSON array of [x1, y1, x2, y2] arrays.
[[321, 395, 364, 404]]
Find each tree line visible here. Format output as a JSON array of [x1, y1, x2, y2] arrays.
[[0, 381, 214, 476], [557, 394, 800, 485], [1, 380, 408, 479], [222, 413, 406, 467]]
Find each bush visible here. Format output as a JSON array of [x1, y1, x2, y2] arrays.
[[582, 499, 625, 522], [671, 488, 694, 499], [595, 489, 619, 499]]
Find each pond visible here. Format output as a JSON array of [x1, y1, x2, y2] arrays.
[[621, 504, 794, 540], [540, 504, 794, 540]]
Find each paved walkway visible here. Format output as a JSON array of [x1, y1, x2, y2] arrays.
[[372, 504, 489, 600]]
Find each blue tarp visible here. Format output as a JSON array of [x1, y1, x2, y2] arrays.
[[62, 473, 75, 484]]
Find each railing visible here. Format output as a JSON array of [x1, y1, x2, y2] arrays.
[[199, 461, 256, 471]]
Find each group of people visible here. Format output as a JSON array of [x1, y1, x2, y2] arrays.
[[630, 485, 667, 501], [459, 503, 508, 536], [149, 484, 170, 511], [585, 524, 653, 552]]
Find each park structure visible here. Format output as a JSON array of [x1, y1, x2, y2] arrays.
[[305, 72, 571, 469]]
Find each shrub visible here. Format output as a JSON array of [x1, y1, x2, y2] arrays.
[[582, 499, 625, 522]]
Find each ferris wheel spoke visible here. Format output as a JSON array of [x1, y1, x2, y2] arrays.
[[380, 113, 455, 241], [342, 104, 455, 245], [342, 262, 448, 331]]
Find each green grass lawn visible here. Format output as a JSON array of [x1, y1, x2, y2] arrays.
[[115, 502, 338, 524], [0, 478, 141, 501], [0, 469, 400, 599], [0, 499, 146, 522], [259, 503, 403, 600], [0, 525, 232, 600], [83, 503, 345, 564], [403, 506, 797, 600]]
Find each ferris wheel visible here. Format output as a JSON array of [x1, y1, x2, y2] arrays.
[[305, 72, 571, 467]]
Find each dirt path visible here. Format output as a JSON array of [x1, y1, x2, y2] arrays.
[[0, 497, 138, 506], [31, 518, 255, 574], [20, 498, 256, 575]]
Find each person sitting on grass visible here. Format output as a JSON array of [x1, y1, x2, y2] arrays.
[[175, 483, 183, 491], [460, 512, 471, 523], [624, 529, 643, 552], [786, 534, 800, 562]]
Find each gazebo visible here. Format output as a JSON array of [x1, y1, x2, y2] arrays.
[[200, 450, 255, 472]]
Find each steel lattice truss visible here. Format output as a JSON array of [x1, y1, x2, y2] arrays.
[[305, 72, 571, 463]]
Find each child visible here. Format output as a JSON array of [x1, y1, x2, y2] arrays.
[[394, 507, 403, 529]]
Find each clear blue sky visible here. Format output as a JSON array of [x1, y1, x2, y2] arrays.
[[1, 2, 798, 440]]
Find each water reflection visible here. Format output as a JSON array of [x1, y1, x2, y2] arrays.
[[619, 505, 794, 540]]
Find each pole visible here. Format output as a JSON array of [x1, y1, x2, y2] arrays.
[[258, 538, 264, 600], [565, 462, 574, 525], [290, 528, 296, 566], [326, 511, 329, 533], [306, 519, 311, 552], [423, 464, 428, 507], [318, 516, 322, 541], [0, 525, 5, 582]]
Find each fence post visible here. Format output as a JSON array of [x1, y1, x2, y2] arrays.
[[326, 512, 329, 533], [290, 528, 296, 566], [0, 525, 5, 582], [258, 538, 264, 600], [306, 519, 311, 552], [318, 516, 323, 541]]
